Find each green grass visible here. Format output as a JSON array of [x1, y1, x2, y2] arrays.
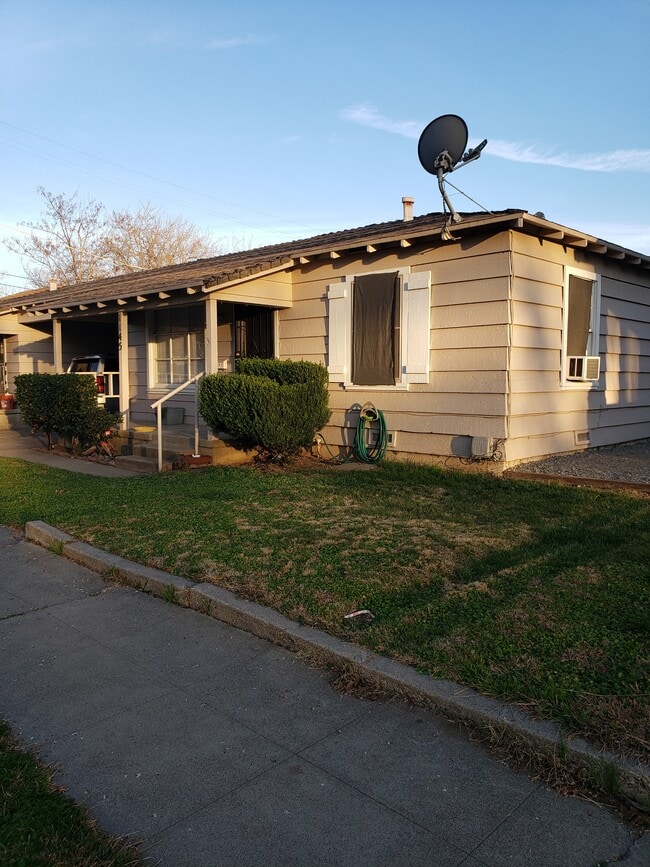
[[1, 456, 648, 760], [0, 719, 142, 866]]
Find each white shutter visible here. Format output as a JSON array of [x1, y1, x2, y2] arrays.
[[404, 270, 431, 383], [327, 280, 350, 383]]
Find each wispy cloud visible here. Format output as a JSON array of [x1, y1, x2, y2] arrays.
[[487, 140, 650, 173], [342, 103, 650, 173], [145, 28, 184, 46], [341, 104, 421, 138], [206, 34, 272, 49]]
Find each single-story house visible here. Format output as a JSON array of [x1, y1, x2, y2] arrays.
[[1, 206, 648, 467]]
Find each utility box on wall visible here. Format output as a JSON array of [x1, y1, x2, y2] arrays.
[[471, 436, 493, 459]]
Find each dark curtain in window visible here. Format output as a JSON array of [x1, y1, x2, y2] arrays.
[[352, 272, 397, 385]]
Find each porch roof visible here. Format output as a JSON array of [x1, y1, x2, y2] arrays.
[[2, 209, 648, 317]]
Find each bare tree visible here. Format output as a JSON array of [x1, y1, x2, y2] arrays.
[[5, 188, 108, 287], [103, 204, 217, 273], [4, 188, 223, 288]]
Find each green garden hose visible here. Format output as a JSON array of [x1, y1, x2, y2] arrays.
[[314, 403, 388, 464], [353, 403, 388, 464]]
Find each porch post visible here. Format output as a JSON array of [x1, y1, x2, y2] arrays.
[[205, 295, 219, 373], [118, 310, 129, 430], [52, 319, 63, 373]]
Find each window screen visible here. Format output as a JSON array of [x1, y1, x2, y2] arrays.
[[566, 275, 594, 356]]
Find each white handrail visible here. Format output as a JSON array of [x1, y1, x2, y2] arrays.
[[151, 371, 205, 472]]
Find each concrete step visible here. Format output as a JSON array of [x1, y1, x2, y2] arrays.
[[111, 427, 255, 469], [113, 454, 171, 474], [126, 443, 188, 461], [0, 409, 29, 432], [113, 428, 199, 462]]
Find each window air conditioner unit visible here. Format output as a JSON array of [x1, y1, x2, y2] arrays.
[[567, 356, 600, 382]]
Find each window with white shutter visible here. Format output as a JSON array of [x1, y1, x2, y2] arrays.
[[327, 268, 430, 388]]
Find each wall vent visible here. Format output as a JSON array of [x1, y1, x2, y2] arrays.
[[575, 431, 590, 446]]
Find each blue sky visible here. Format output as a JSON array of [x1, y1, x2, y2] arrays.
[[1, 0, 649, 292]]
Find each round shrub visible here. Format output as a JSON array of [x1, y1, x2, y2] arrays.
[[199, 360, 330, 459]]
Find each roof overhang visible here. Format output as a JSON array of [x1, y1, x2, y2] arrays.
[[202, 260, 294, 293], [516, 212, 649, 268], [1, 209, 648, 319], [7, 268, 294, 318]]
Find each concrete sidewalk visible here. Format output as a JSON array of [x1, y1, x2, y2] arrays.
[[0, 526, 647, 866], [0, 427, 142, 477]]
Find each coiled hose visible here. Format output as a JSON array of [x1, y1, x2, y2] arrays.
[[353, 403, 388, 464], [315, 403, 388, 464]]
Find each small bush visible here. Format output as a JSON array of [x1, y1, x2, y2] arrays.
[[14, 373, 121, 451], [199, 359, 330, 459], [14, 373, 60, 449]]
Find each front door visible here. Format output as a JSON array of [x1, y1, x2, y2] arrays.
[[234, 305, 274, 359]]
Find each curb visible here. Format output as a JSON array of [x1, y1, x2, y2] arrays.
[[25, 520, 649, 810], [503, 470, 650, 495]]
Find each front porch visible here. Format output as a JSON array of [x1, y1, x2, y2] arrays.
[[110, 423, 256, 473]]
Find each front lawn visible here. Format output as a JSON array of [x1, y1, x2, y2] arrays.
[[1, 457, 647, 760]]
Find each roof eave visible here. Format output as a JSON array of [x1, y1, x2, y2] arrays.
[[3, 210, 649, 317], [519, 213, 650, 268]]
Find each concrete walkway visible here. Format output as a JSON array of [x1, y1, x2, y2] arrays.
[[0, 526, 647, 867], [0, 427, 142, 477]]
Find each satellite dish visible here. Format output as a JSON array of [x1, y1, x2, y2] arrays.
[[417, 114, 487, 227], [418, 114, 468, 175]]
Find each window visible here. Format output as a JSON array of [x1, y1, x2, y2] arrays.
[[327, 269, 430, 387], [151, 306, 205, 387], [352, 272, 400, 385], [562, 269, 601, 384]]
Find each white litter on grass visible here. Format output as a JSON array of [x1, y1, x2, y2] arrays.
[[344, 609, 374, 621]]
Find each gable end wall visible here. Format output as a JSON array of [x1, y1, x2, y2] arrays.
[[508, 233, 650, 462]]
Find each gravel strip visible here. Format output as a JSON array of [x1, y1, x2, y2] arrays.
[[514, 440, 650, 485]]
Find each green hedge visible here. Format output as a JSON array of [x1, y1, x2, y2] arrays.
[[199, 359, 330, 458], [14, 373, 121, 451]]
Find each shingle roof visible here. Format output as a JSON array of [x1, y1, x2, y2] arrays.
[[1, 208, 647, 315]]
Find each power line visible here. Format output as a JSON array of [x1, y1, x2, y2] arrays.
[[0, 135, 295, 234], [0, 222, 39, 236], [0, 119, 312, 234]]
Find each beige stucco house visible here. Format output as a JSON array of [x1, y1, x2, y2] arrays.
[[1, 208, 648, 467]]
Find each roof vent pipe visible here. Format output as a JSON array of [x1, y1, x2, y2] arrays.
[[402, 197, 414, 222], [49, 279, 57, 292]]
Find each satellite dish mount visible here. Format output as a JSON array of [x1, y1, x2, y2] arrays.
[[418, 114, 487, 229]]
